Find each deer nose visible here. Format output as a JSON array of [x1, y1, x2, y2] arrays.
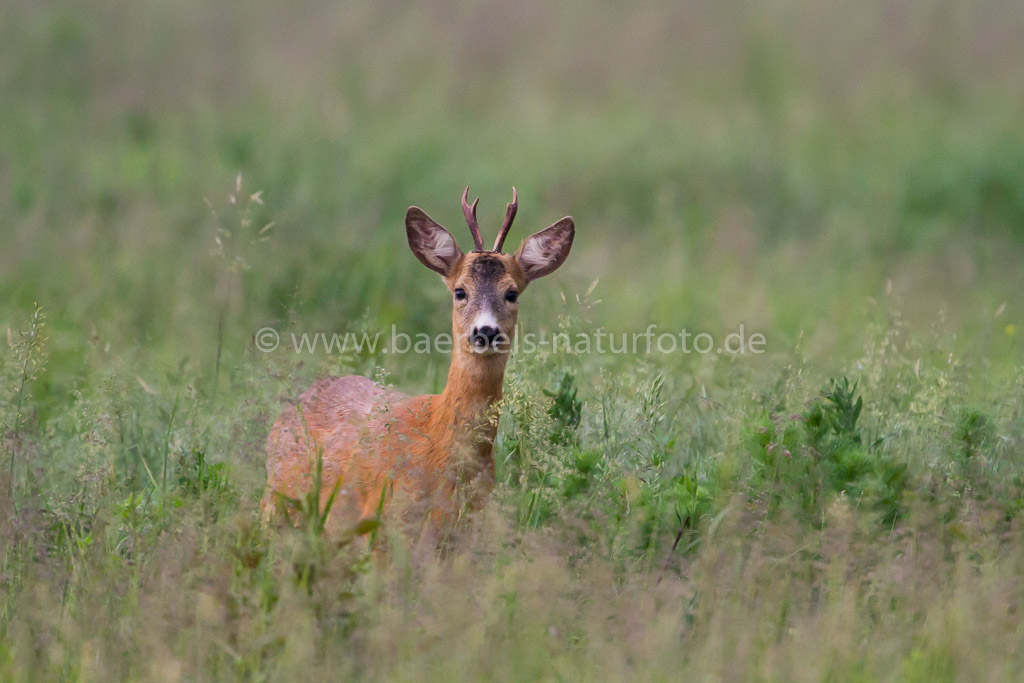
[[470, 325, 500, 347]]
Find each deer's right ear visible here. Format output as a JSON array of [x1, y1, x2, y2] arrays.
[[514, 217, 575, 282], [406, 207, 463, 277]]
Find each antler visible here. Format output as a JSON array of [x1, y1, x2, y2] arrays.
[[492, 186, 518, 253], [461, 186, 484, 251]]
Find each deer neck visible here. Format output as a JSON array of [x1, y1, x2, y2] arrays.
[[431, 347, 508, 458]]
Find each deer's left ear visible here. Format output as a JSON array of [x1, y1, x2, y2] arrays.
[[514, 217, 574, 282], [406, 207, 464, 277]]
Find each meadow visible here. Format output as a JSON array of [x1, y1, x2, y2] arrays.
[[2, 0, 1024, 679]]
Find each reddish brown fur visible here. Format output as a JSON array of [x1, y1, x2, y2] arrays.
[[263, 190, 573, 535]]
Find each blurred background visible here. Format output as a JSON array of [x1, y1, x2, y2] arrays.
[[2, 0, 1022, 413]]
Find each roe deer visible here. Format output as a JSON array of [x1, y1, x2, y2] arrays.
[[264, 187, 574, 534]]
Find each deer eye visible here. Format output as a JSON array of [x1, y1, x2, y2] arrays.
[[505, 290, 518, 303], [454, 288, 467, 301]]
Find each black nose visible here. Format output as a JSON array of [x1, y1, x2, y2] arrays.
[[471, 325, 500, 347]]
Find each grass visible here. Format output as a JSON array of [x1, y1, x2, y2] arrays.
[[2, 0, 1024, 679]]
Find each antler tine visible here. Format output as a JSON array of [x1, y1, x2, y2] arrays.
[[492, 186, 518, 252], [461, 186, 484, 251]]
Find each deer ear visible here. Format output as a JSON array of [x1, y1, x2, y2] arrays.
[[514, 217, 574, 282], [406, 207, 463, 277]]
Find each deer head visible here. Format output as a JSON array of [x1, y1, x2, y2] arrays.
[[406, 187, 574, 357]]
